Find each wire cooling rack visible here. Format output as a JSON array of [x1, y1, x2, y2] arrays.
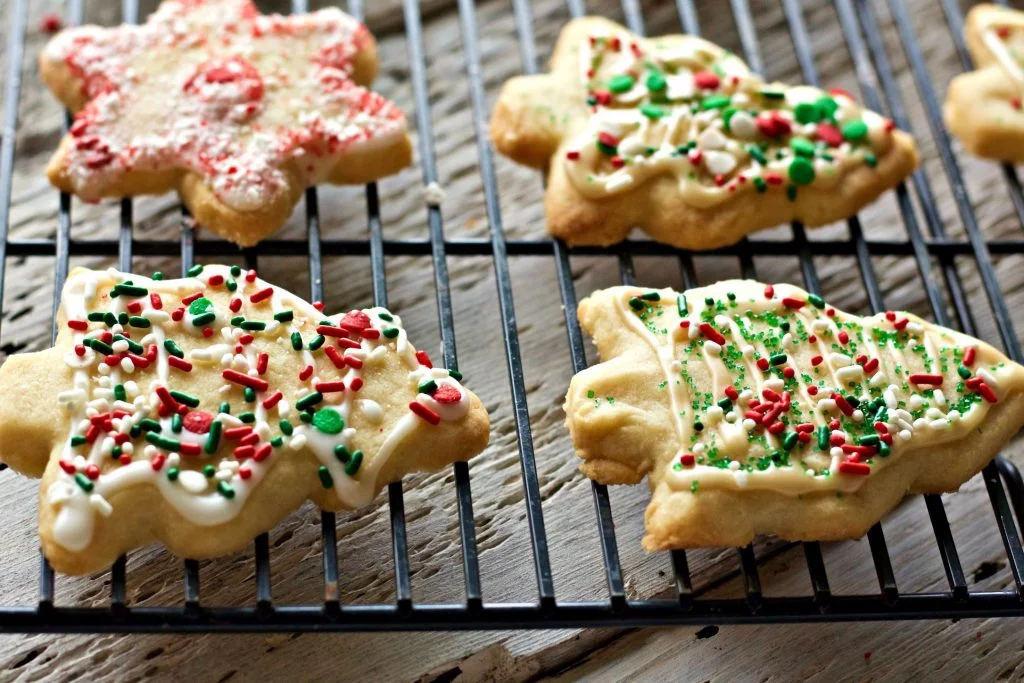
[[2, 0, 1024, 632]]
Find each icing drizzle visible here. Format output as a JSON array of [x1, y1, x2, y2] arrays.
[[593, 281, 1024, 497], [563, 30, 896, 203], [49, 265, 471, 551]]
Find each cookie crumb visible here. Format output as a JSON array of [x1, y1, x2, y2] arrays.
[[423, 182, 446, 207], [39, 12, 63, 34]]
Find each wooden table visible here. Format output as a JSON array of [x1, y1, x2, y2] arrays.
[[3, 0, 1024, 680]]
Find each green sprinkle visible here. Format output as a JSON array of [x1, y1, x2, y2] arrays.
[[87, 312, 105, 322], [85, 338, 114, 355], [308, 335, 326, 351], [747, 144, 768, 165], [170, 390, 200, 408], [382, 327, 400, 339], [128, 316, 151, 328], [717, 397, 732, 410], [879, 442, 891, 457], [958, 365, 972, 379], [152, 271, 164, 281], [816, 96, 839, 117], [677, 295, 688, 316], [807, 293, 825, 309], [646, 71, 666, 92], [188, 297, 213, 315], [587, 390, 596, 399], [640, 103, 667, 119], [113, 283, 148, 297], [782, 432, 799, 451], [864, 152, 877, 167], [205, 420, 222, 454], [418, 380, 438, 394], [240, 320, 266, 331], [192, 312, 216, 327], [226, 279, 237, 292], [334, 444, 351, 462], [164, 339, 184, 358], [111, 445, 122, 458], [167, 467, 180, 481], [770, 353, 788, 366], [219, 401, 231, 415], [75, 473, 94, 492], [312, 407, 344, 435], [218, 481, 235, 498], [145, 432, 181, 451], [794, 102, 821, 124], [788, 157, 815, 185], [449, 369, 463, 381], [787, 185, 798, 201], [693, 420, 704, 432], [270, 436, 283, 448], [318, 465, 334, 489], [238, 412, 256, 424], [230, 265, 242, 277], [754, 176, 767, 193], [203, 465, 216, 478], [187, 264, 204, 277], [700, 94, 731, 110], [641, 291, 661, 301], [139, 418, 162, 433], [274, 310, 294, 322], [345, 450, 363, 476], [230, 315, 245, 326], [243, 386, 256, 403], [114, 384, 127, 402], [70, 434, 88, 447], [608, 74, 635, 93], [629, 297, 645, 311], [790, 137, 816, 157], [113, 335, 143, 354], [859, 434, 881, 447], [296, 391, 323, 411], [291, 332, 303, 350], [759, 88, 785, 99], [690, 480, 699, 494], [171, 412, 182, 433], [841, 119, 868, 141]]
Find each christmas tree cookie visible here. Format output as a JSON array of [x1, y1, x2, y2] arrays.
[[945, 4, 1024, 163], [0, 265, 489, 574], [564, 281, 1024, 549], [39, 0, 412, 246], [491, 17, 918, 250]]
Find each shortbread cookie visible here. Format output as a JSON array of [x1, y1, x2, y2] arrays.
[[945, 4, 1024, 162], [0, 265, 488, 574], [564, 281, 1024, 550], [40, 0, 412, 246], [490, 17, 918, 250]]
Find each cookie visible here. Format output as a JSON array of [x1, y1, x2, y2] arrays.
[[40, 0, 413, 247], [945, 4, 1024, 162], [490, 17, 918, 250], [564, 281, 1024, 550], [0, 265, 489, 574]]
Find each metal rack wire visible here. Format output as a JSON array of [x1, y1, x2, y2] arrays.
[[2, 0, 1024, 632]]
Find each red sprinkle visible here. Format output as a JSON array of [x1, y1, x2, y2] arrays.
[[832, 392, 854, 416], [85, 464, 100, 480], [807, 386, 818, 396], [566, 150, 580, 161], [256, 353, 268, 375], [151, 454, 166, 471], [838, 331, 849, 345], [179, 442, 201, 456], [768, 421, 786, 435], [222, 369, 269, 391], [863, 358, 879, 374], [183, 411, 213, 434], [698, 322, 725, 345], [150, 293, 163, 310], [171, 308, 184, 322], [725, 386, 739, 401], [816, 122, 843, 147], [360, 329, 380, 340], [234, 445, 254, 459], [229, 297, 242, 313], [67, 319, 88, 331], [224, 426, 252, 440], [250, 287, 273, 303], [597, 131, 619, 148], [811, 355, 823, 366], [894, 317, 909, 331], [253, 444, 272, 462], [262, 391, 283, 409], [349, 377, 364, 392], [239, 467, 252, 480], [207, 274, 224, 286], [74, 344, 86, 357], [838, 461, 871, 476], [127, 302, 142, 314], [416, 350, 433, 368], [203, 328, 214, 338], [317, 325, 348, 338], [324, 345, 347, 369], [316, 381, 346, 393], [59, 460, 76, 474], [782, 297, 805, 309], [240, 432, 260, 446], [168, 355, 193, 372], [679, 453, 696, 467], [299, 364, 314, 381], [245, 269, 257, 283], [39, 12, 63, 34], [156, 387, 181, 412], [694, 71, 720, 89], [409, 401, 441, 425], [909, 373, 943, 386], [181, 291, 204, 305], [757, 358, 770, 371], [344, 355, 363, 369], [963, 346, 976, 367], [885, 311, 896, 321]]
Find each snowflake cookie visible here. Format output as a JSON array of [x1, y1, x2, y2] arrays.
[[491, 17, 919, 250], [564, 281, 1024, 549], [40, 0, 413, 246], [0, 265, 489, 574]]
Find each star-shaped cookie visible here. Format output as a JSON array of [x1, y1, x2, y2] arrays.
[[40, 0, 413, 246], [945, 4, 1024, 162], [490, 17, 919, 250], [564, 282, 1024, 549], [0, 265, 489, 574]]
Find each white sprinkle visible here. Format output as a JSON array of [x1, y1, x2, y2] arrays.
[[728, 460, 741, 470], [978, 368, 999, 388], [908, 395, 924, 411], [743, 418, 757, 431], [177, 470, 208, 494], [704, 341, 722, 355], [836, 365, 864, 384], [818, 399, 837, 414], [830, 446, 844, 458], [829, 353, 853, 367], [90, 494, 113, 517], [929, 418, 949, 430]]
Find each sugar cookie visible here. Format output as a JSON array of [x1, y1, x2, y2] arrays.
[[564, 282, 1024, 549], [0, 265, 489, 574], [491, 17, 918, 249], [40, 0, 412, 246]]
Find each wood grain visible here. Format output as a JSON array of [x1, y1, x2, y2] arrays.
[[3, 0, 1024, 681]]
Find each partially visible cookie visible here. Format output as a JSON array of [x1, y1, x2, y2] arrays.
[[945, 4, 1024, 162], [490, 17, 918, 250], [0, 265, 489, 574], [565, 281, 1024, 550], [40, 0, 412, 246]]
